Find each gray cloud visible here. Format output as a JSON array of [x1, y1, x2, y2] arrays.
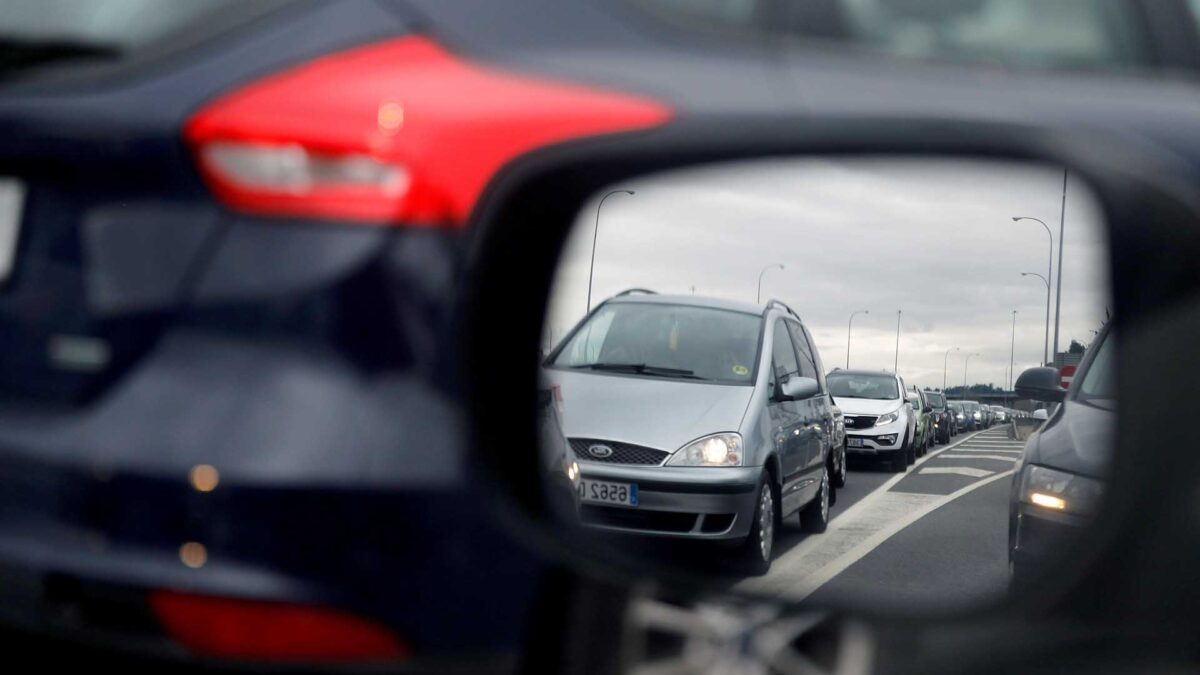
[[547, 157, 1109, 390]]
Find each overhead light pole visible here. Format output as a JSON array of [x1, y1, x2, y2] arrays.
[[586, 189, 634, 313], [846, 310, 868, 369], [757, 263, 784, 305], [1020, 271, 1051, 365], [1009, 310, 1017, 406], [893, 310, 901, 373], [943, 347, 959, 392], [1053, 169, 1068, 360], [963, 352, 981, 401], [1012, 216, 1053, 365]]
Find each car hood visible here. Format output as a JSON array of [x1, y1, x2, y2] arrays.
[[1027, 400, 1115, 478], [549, 370, 754, 452], [831, 397, 904, 417]]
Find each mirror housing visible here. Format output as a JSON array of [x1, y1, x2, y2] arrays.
[[780, 376, 819, 401], [924, 404, 933, 413], [1015, 367, 1067, 402]]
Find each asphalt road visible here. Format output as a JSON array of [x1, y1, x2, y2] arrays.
[[734, 426, 1023, 611]]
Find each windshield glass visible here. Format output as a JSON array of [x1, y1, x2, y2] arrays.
[[828, 373, 900, 400], [926, 392, 946, 407], [551, 302, 761, 384], [1076, 329, 1116, 408]]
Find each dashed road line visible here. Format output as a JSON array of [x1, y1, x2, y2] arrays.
[[918, 466, 994, 477]]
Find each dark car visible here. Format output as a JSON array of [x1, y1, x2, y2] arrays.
[[1009, 324, 1114, 582], [924, 390, 954, 444], [947, 401, 965, 436]]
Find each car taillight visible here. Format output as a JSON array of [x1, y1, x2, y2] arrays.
[[185, 36, 671, 227], [148, 590, 407, 662]]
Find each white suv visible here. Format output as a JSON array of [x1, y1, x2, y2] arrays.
[[826, 370, 917, 472]]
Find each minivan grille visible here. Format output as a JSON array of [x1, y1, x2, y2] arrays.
[[570, 438, 669, 465], [843, 415, 878, 430]]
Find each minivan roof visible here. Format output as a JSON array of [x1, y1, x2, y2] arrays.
[[827, 369, 900, 379], [610, 293, 767, 317]]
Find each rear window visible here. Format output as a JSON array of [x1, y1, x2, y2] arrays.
[[632, 0, 1156, 73], [0, 0, 245, 50], [827, 373, 899, 400]]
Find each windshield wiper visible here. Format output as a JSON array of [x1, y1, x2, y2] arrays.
[[572, 363, 708, 380], [0, 37, 120, 75]]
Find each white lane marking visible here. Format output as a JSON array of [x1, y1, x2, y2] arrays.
[[733, 430, 989, 593], [937, 454, 1019, 462], [949, 448, 1022, 454], [918, 466, 994, 477], [737, 469, 1016, 600]]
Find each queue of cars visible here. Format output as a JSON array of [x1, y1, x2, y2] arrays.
[[545, 290, 1042, 574]]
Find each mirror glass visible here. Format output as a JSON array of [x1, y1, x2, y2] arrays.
[[539, 157, 1112, 612]]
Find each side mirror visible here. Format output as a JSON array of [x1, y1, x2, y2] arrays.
[[1015, 367, 1067, 402], [924, 404, 933, 413], [780, 376, 819, 401]]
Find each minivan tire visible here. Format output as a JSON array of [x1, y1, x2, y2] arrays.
[[831, 441, 847, 488], [738, 478, 777, 576], [799, 467, 830, 534]]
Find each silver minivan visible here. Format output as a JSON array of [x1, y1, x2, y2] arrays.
[[545, 292, 840, 574]]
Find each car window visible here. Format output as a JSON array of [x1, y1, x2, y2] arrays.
[[827, 372, 900, 400], [552, 302, 762, 384], [786, 321, 819, 382], [772, 321, 801, 384], [926, 392, 945, 407], [802, 324, 829, 392], [0, 0, 247, 51], [1076, 329, 1116, 407]]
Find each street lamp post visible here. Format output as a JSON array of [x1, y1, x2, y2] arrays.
[[894, 310, 901, 373], [1020, 272, 1051, 366], [963, 352, 981, 401], [757, 263, 784, 305], [1054, 169, 1068, 360], [586, 189, 634, 313], [846, 310, 868, 369], [1009, 310, 1017, 406], [1012, 216, 1053, 365], [943, 347, 959, 392]]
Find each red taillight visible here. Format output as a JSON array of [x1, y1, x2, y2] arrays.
[[185, 36, 672, 227], [148, 591, 407, 662]]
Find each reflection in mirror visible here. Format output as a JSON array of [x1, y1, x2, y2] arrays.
[[540, 157, 1112, 612]]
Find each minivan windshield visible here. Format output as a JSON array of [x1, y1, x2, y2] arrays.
[[926, 392, 946, 408], [551, 302, 762, 384], [827, 373, 900, 400]]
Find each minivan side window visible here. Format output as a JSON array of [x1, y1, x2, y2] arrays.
[[771, 321, 801, 385], [787, 321, 819, 383]]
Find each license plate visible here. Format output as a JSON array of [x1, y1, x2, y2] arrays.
[[578, 479, 638, 506], [847, 437, 864, 448], [0, 179, 25, 283]]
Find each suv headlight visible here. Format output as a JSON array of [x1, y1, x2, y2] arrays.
[[667, 433, 744, 467], [874, 409, 901, 426], [1020, 465, 1104, 515]]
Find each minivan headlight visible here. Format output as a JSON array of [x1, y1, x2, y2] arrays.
[[1020, 465, 1104, 515], [667, 433, 743, 467], [874, 409, 901, 426]]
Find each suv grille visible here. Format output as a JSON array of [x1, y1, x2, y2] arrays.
[[570, 438, 669, 465], [843, 415, 878, 430]]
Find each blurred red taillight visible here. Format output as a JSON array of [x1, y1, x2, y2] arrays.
[[185, 36, 672, 227], [149, 591, 407, 662]]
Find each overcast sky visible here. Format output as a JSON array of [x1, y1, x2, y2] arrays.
[[545, 157, 1110, 391]]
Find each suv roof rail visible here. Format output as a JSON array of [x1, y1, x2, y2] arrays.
[[765, 299, 802, 322], [614, 288, 658, 297]]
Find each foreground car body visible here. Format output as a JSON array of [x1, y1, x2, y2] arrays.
[[1009, 325, 1115, 580]]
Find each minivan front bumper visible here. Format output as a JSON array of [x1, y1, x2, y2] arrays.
[[574, 463, 760, 540]]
